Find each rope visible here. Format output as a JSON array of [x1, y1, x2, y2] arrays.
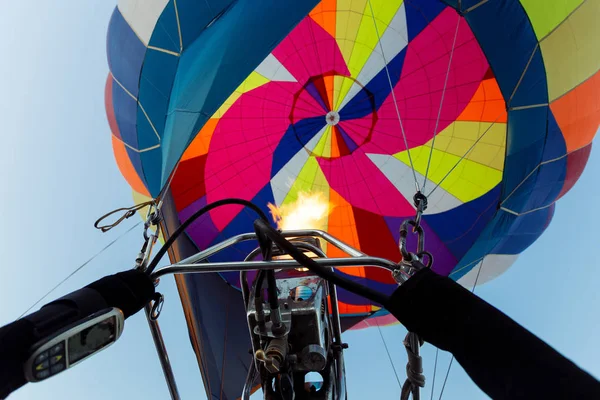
[[94, 201, 154, 232], [375, 318, 403, 389], [423, 15, 461, 193], [401, 332, 425, 400], [18, 221, 142, 318], [426, 111, 504, 198], [367, 0, 420, 192], [437, 356, 454, 400], [429, 349, 439, 400]]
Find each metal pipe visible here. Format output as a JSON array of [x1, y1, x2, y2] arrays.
[[242, 247, 264, 373], [328, 280, 343, 347], [328, 278, 346, 399], [152, 256, 397, 279], [241, 359, 259, 400], [144, 304, 181, 400], [334, 346, 347, 400], [175, 232, 257, 265], [241, 247, 263, 308], [141, 232, 159, 271], [172, 230, 366, 267]]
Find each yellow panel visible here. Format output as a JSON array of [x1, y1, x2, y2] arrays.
[[212, 71, 270, 117], [334, 0, 369, 107], [334, 0, 403, 109], [520, 0, 583, 39], [313, 125, 332, 157], [393, 145, 503, 203], [282, 157, 331, 250], [431, 121, 507, 171], [541, 0, 600, 101]]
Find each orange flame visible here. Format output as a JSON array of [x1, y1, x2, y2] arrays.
[[267, 192, 330, 231]]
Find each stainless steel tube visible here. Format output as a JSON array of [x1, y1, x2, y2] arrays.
[[152, 256, 396, 279], [144, 304, 181, 400]]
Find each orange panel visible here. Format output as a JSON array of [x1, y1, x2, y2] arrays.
[[323, 74, 335, 110], [309, 0, 336, 39], [550, 70, 600, 153], [110, 136, 150, 197], [330, 127, 341, 158], [181, 118, 219, 161], [327, 188, 365, 280], [457, 77, 507, 123], [337, 300, 373, 316]]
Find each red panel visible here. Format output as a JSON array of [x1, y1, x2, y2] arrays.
[[557, 143, 592, 200], [353, 206, 400, 284], [171, 155, 208, 212], [104, 74, 121, 139]]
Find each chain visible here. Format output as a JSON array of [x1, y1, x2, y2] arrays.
[[395, 192, 432, 400], [135, 202, 162, 271]]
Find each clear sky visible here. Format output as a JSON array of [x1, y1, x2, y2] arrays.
[[0, 2, 598, 400]]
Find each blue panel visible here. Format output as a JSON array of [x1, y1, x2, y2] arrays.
[[542, 112, 566, 162], [123, 147, 147, 192], [451, 213, 507, 279], [405, 0, 448, 41], [452, 202, 555, 281], [458, 0, 492, 10], [340, 48, 406, 119], [501, 113, 566, 214], [137, 50, 179, 140], [207, 184, 276, 282], [502, 106, 549, 201], [112, 84, 139, 148], [426, 185, 501, 259], [177, 0, 233, 49], [504, 159, 565, 214], [462, 0, 539, 103], [161, 0, 320, 188], [106, 8, 145, 97], [492, 206, 555, 255], [135, 111, 163, 196], [272, 117, 324, 176], [147, 2, 181, 54], [509, 47, 548, 108]]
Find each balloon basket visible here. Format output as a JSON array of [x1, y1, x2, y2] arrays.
[[148, 229, 398, 400]]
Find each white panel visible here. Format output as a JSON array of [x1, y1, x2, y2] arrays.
[[367, 153, 463, 214], [255, 54, 297, 82], [118, 0, 170, 46], [338, 4, 408, 109], [457, 254, 519, 289], [270, 126, 327, 204]]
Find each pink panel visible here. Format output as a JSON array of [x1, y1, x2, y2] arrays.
[[337, 114, 374, 146], [205, 82, 299, 230], [292, 86, 328, 121], [318, 150, 413, 216], [373, 7, 488, 150], [272, 17, 350, 83]]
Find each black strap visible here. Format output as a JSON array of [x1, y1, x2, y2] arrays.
[[386, 268, 600, 400]]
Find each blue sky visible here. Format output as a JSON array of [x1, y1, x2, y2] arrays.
[[0, 2, 598, 399]]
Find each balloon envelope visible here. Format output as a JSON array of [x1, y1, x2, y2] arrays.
[[105, 0, 600, 397]]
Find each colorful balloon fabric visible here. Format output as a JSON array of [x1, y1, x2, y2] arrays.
[[106, 0, 600, 397]]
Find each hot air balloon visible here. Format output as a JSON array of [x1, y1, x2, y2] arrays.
[[105, 0, 600, 398]]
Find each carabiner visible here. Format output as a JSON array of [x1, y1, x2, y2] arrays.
[[399, 219, 425, 261]]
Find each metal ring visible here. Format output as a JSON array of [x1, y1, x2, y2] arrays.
[[150, 292, 164, 321]]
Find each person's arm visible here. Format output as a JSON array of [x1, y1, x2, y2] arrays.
[[385, 268, 600, 399]]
